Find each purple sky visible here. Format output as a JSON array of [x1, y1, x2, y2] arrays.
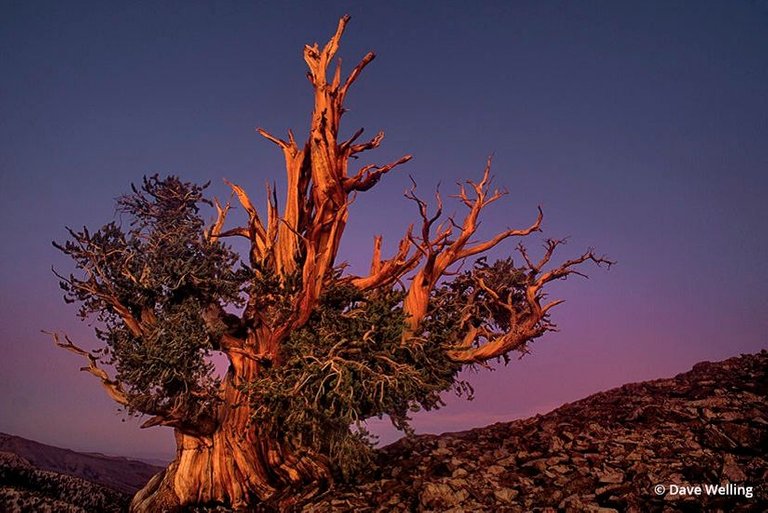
[[1, 1, 766, 461]]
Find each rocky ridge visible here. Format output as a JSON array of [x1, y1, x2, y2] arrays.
[[304, 350, 767, 512]]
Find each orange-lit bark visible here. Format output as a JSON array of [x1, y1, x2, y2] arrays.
[[129, 357, 331, 513]]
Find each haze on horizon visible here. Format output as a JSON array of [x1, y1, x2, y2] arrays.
[[1, 1, 766, 461]]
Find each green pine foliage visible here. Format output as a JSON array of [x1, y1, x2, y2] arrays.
[[54, 176, 243, 419], [243, 282, 465, 479]]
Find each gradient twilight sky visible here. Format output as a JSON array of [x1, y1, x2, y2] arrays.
[[1, 1, 766, 461]]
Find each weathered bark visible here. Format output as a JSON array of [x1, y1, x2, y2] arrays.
[[218, 14, 410, 340], [130, 428, 330, 512], [131, 358, 331, 513]]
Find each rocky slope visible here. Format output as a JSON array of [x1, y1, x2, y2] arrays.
[[304, 350, 767, 513]]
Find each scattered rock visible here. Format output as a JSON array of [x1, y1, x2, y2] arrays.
[[722, 453, 748, 482], [598, 469, 625, 484], [493, 487, 518, 503]]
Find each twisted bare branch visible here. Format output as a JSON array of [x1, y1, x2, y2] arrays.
[[446, 246, 614, 364], [401, 159, 543, 333], [44, 331, 129, 405]]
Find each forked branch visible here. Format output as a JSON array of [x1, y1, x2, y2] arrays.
[[402, 159, 543, 332], [446, 245, 613, 364], [347, 226, 422, 291], [44, 331, 129, 405], [207, 15, 609, 370], [209, 15, 413, 355], [344, 155, 413, 192]]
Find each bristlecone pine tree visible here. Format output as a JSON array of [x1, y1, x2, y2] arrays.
[[51, 16, 611, 513]]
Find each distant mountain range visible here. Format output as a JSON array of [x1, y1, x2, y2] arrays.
[[0, 450, 129, 512], [0, 432, 162, 494], [0, 432, 162, 512]]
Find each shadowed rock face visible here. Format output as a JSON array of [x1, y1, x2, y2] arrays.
[[304, 351, 767, 513]]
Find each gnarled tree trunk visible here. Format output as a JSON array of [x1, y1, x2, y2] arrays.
[[130, 357, 331, 512]]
